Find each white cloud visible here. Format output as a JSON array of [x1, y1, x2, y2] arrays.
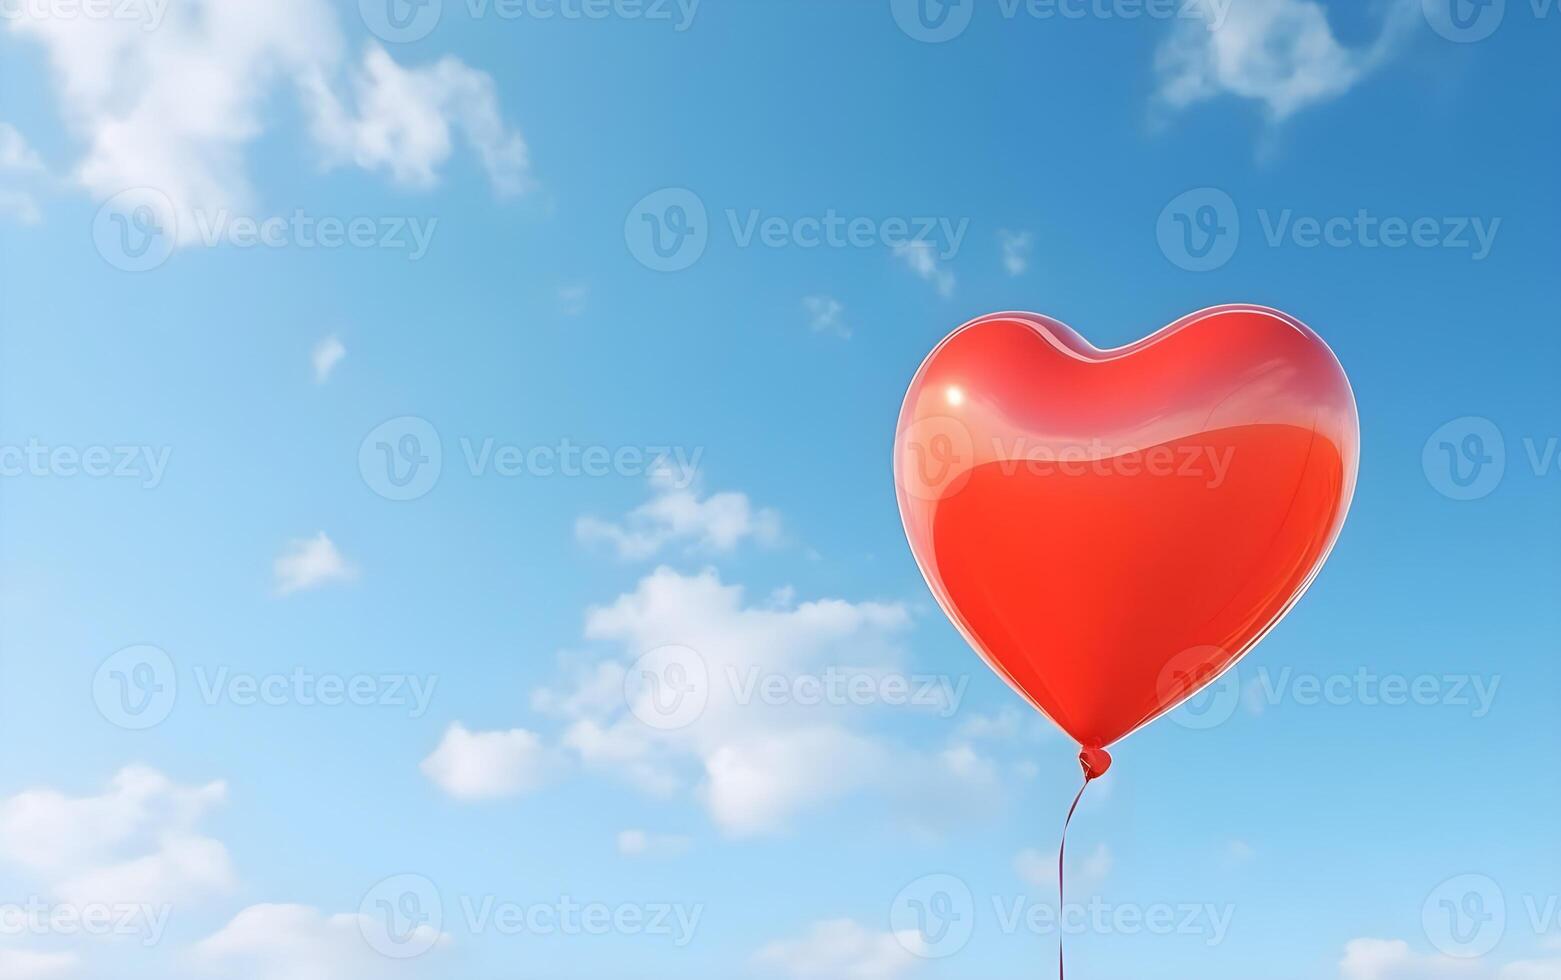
[[273, 531, 355, 595], [0, 767, 234, 908], [998, 230, 1032, 276], [1154, 0, 1414, 122], [420, 723, 549, 801], [311, 335, 345, 383], [892, 241, 954, 297], [530, 566, 997, 837], [615, 829, 691, 859], [576, 468, 780, 561], [304, 45, 531, 197], [7, 2, 528, 244], [803, 295, 850, 338], [194, 903, 448, 980], [754, 919, 924, 979], [1339, 939, 1490, 980], [1334, 939, 1561, 980], [0, 950, 79, 980]]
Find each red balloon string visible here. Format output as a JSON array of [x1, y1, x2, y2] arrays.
[[1059, 748, 1108, 980]]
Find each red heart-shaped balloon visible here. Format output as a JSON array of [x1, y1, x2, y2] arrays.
[[895, 305, 1358, 755]]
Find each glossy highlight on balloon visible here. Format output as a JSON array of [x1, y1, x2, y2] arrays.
[[894, 305, 1359, 753]]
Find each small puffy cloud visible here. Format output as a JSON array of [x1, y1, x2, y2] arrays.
[[420, 723, 549, 801], [576, 469, 780, 561], [0, 766, 234, 908], [0, 950, 79, 979], [1339, 939, 1482, 980], [274, 531, 355, 595], [998, 230, 1032, 276], [311, 335, 345, 383], [194, 903, 448, 980], [803, 295, 850, 338], [754, 919, 924, 979], [531, 566, 997, 837], [1154, 0, 1414, 122], [892, 241, 954, 298], [615, 829, 691, 859]]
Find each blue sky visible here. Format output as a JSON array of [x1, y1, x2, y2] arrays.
[[0, 0, 1557, 978]]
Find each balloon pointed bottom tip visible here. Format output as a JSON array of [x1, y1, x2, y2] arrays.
[[1079, 747, 1112, 781]]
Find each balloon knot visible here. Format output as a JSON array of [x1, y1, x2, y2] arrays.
[[1079, 746, 1112, 781]]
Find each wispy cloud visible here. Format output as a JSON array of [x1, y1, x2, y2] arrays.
[[311, 335, 345, 383], [998, 230, 1033, 276], [802, 295, 850, 338], [892, 241, 954, 298], [576, 465, 780, 561], [1154, 0, 1416, 123], [273, 531, 355, 595]]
